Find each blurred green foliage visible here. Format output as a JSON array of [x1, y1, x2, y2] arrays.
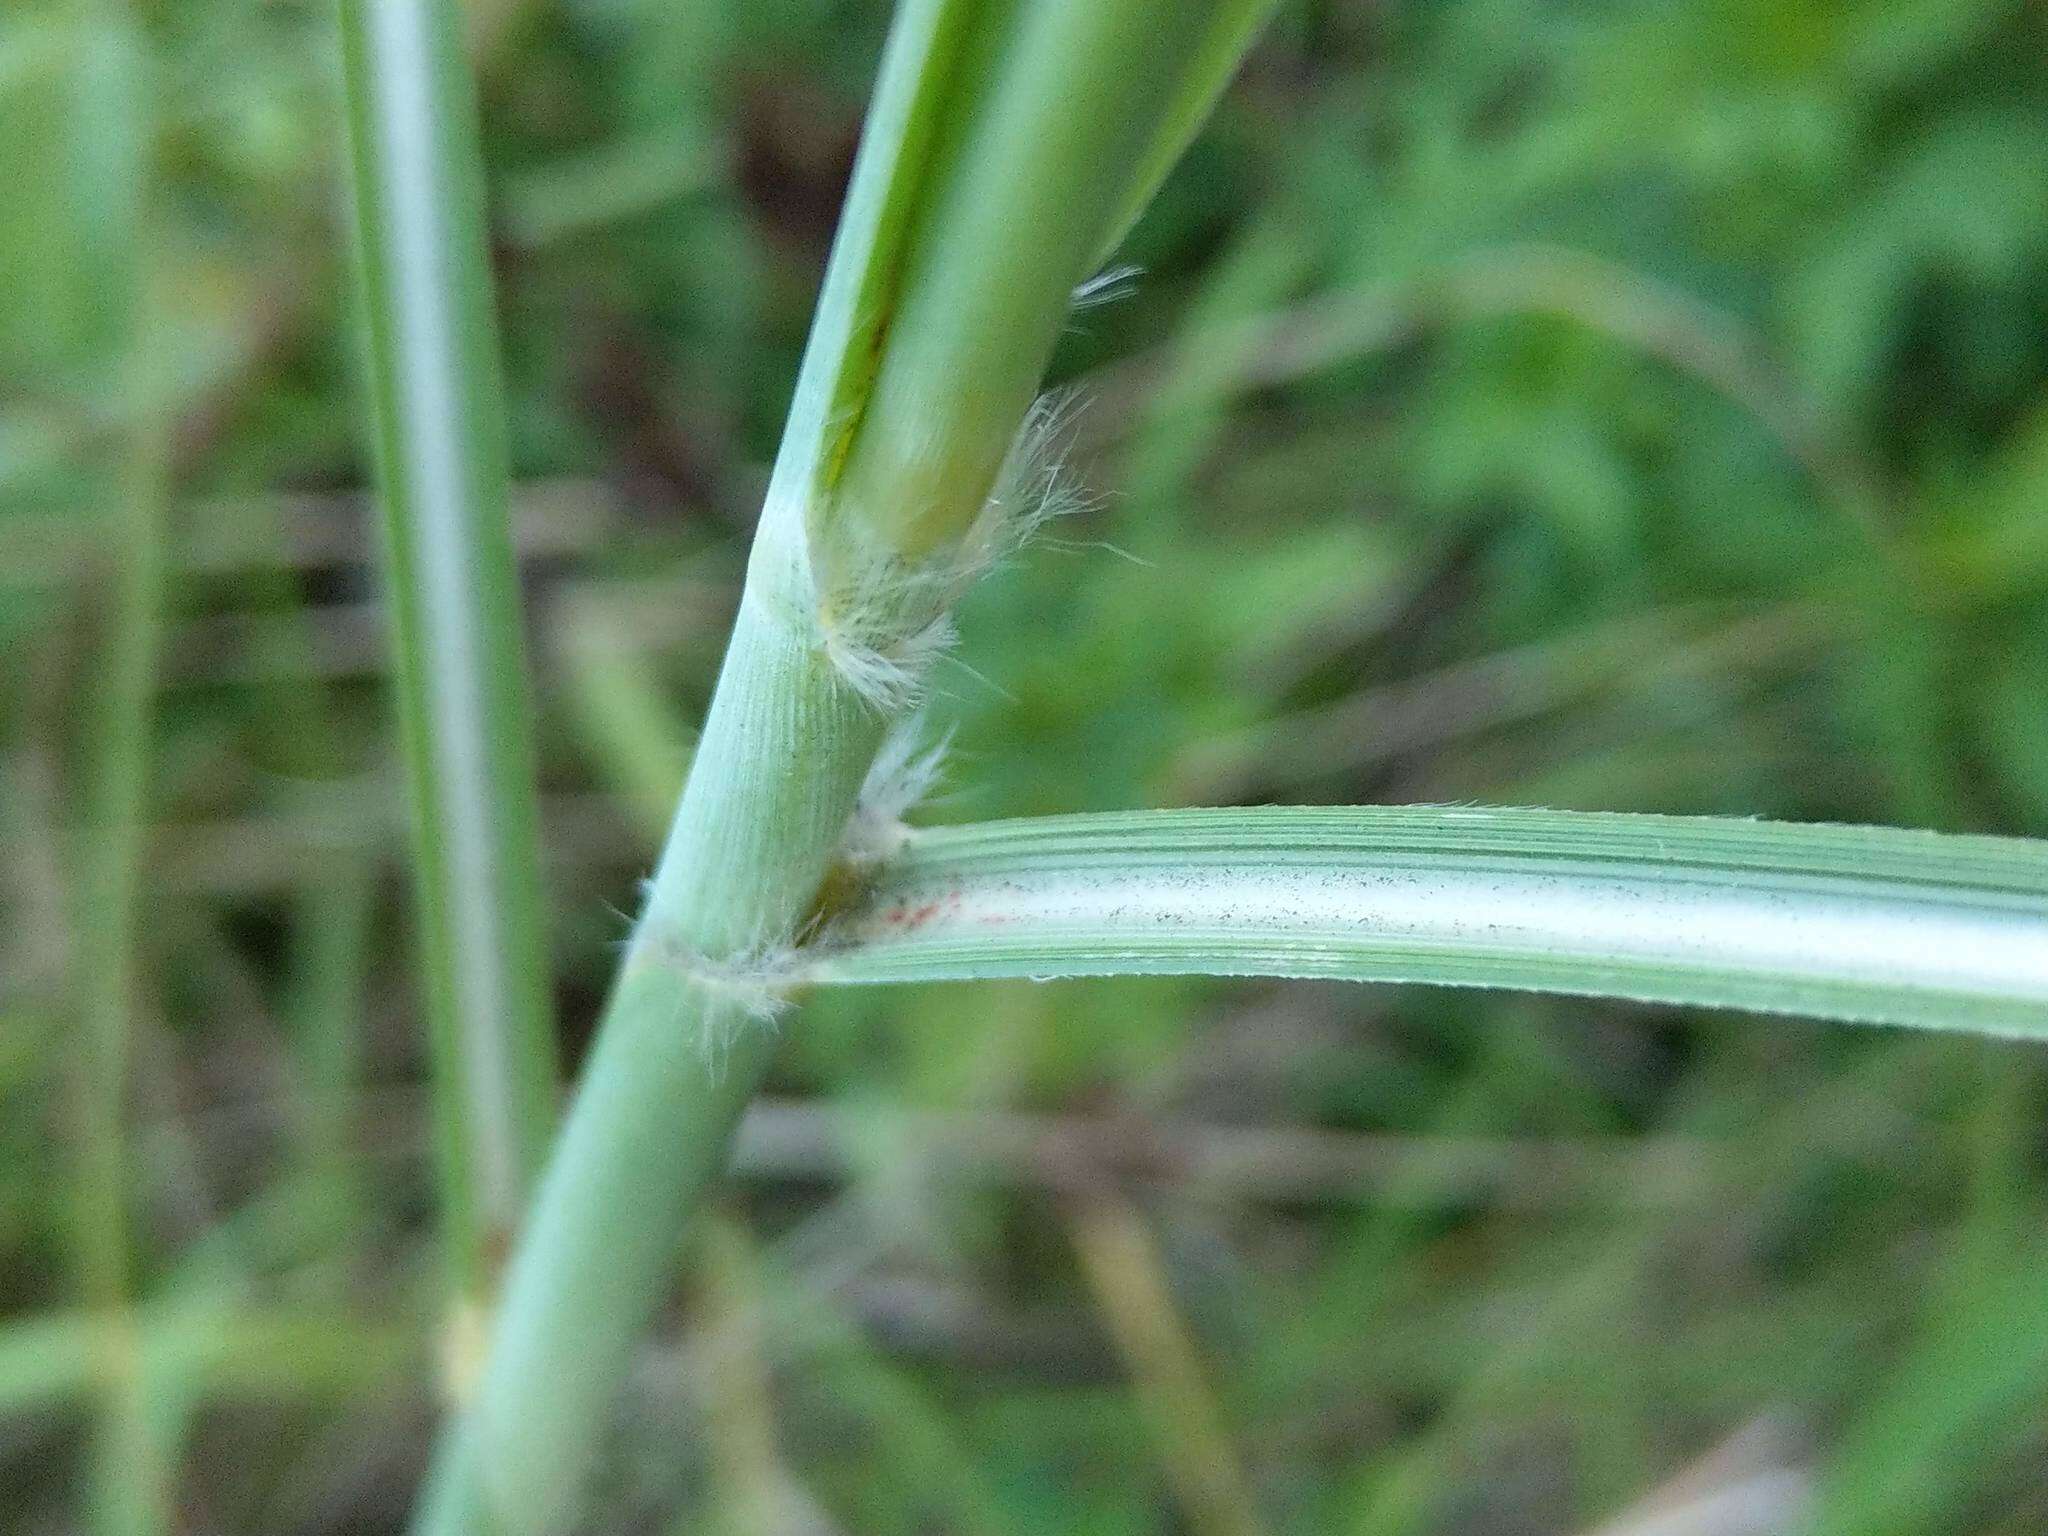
[[4, 0, 2048, 1532]]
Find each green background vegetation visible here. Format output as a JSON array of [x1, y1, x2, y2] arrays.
[[6, 0, 2048, 1530]]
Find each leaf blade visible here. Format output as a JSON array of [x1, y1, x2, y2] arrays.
[[809, 807, 2048, 1034]]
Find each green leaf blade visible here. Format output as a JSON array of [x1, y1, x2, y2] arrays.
[[810, 807, 2048, 1035]]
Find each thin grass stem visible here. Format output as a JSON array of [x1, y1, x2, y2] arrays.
[[1068, 1195, 1273, 1536], [336, 0, 559, 1319]]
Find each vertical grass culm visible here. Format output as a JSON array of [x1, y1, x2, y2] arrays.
[[336, 0, 560, 1368], [408, 3, 1278, 1532]]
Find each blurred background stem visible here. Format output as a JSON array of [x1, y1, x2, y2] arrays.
[[336, 0, 560, 1337], [1068, 1194, 1272, 1536], [61, 2, 173, 1529]]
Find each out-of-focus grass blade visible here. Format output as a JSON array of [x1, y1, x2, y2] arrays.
[[555, 619, 694, 840], [285, 851, 377, 1248], [59, 2, 170, 1531], [1806, 1241, 2048, 1536], [809, 806, 2048, 1034], [336, 0, 558, 1316], [0, 1304, 413, 1418], [1090, 0, 1280, 266]]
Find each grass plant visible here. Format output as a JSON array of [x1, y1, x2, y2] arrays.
[[348, 3, 2048, 1533], [9, 0, 2048, 1531]]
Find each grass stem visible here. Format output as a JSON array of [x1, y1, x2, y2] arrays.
[[337, 0, 560, 1315], [410, 2, 1276, 1529]]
